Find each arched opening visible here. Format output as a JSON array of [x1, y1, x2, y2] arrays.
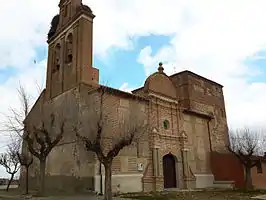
[[163, 153, 177, 188], [163, 120, 170, 130], [53, 43, 61, 73], [66, 33, 73, 64]]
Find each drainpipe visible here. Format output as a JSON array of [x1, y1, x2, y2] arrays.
[[207, 119, 213, 152]]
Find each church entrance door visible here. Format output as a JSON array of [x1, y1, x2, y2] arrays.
[[163, 153, 177, 188]]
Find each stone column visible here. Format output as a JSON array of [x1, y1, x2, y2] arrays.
[[152, 148, 158, 177], [152, 127, 163, 191], [156, 148, 160, 177], [181, 148, 189, 189]]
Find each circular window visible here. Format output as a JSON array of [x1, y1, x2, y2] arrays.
[[163, 120, 170, 130]]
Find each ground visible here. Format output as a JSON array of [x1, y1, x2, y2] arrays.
[[120, 189, 266, 200], [0, 189, 266, 199], [0, 188, 130, 199]]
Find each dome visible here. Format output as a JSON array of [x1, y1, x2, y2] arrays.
[[144, 63, 177, 99]]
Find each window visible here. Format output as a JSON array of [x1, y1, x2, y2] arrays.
[[66, 33, 73, 64], [257, 161, 263, 174], [163, 120, 170, 130]]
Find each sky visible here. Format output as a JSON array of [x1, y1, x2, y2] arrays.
[[1, 0, 266, 177]]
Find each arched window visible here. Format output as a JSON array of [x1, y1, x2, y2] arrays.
[[64, 5, 68, 17], [66, 33, 73, 64], [163, 120, 170, 130], [53, 43, 61, 73]]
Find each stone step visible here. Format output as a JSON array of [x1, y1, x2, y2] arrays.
[[212, 180, 235, 189]]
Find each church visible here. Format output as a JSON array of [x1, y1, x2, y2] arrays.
[[21, 0, 231, 194]]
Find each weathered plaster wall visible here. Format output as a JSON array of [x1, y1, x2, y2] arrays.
[[21, 87, 97, 192], [183, 114, 211, 174], [21, 84, 150, 193]]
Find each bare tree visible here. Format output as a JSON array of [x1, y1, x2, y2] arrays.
[[0, 83, 66, 196], [0, 85, 37, 193], [16, 152, 33, 195], [3, 84, 32, 138], [0, 143, 20, 191], [227, 127, 265, 190], [75, 87, 148, 200], [23, 113, 65, 196]]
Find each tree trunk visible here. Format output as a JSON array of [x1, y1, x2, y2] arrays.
[[38, 159, 46, 196], [25, 166, 29, 195], [245, 166, 253, 190], [104, 162, 113, 200], [6, 173, 14, 192]]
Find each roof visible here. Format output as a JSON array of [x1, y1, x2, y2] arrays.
[[132, 86, 144, 93], [132, 69, 223, 93], [170, 70, 223, 88], [99, 85, 149, 102], [81, 82, 149, 102], [24, 89, 46, 123]]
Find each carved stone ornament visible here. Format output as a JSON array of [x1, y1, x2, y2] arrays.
[[181, 131, 187, 138], [152, 127, 158, 134]]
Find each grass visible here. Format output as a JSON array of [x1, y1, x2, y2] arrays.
[[121, 189, 266, 200], [0, 188, 266, 200]]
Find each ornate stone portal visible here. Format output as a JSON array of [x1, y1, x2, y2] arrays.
[[150, 125, 196, 190]]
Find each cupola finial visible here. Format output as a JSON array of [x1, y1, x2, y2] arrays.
[[158, 62, 164, 73]]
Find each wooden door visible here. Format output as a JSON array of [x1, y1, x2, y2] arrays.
[[163, 154, 177, 188]]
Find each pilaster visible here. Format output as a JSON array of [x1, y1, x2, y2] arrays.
[[179, 131, 196, 189]]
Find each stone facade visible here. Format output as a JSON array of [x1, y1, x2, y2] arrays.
[[20, 0, 230, 194]]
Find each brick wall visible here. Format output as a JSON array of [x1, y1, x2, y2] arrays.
[[170, 71, 229, 152], [210, 152, 245, 188], [211, 152, 266, 189], [252, 161, 266, 189]]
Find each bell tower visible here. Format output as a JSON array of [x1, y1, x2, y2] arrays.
[[45, 0, 99, 99]]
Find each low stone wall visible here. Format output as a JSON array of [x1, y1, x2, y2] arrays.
[[20, 174, 143, 194], [20, 175, 94, 193], [94, 174, 143, 194], [194, 174, 214, 188]]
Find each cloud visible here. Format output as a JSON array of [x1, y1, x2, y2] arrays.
[[119, 83, 135, 93], [0, 60, 46, 149], [86, 0, 266, 129], [2, 0, 266, 150], [0, 0, 57, 69], [136, 1, 266, 129], [85, 0, 187, 56], [2, 0, 266, 130]]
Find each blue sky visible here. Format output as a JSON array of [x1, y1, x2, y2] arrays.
[[95, 34, 173, 89], [244, 51, 266, 83], [0, 34, 174, 90]]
